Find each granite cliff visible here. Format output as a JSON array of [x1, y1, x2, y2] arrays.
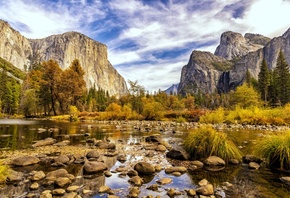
[[0, 20, 128, 97], [178, 28, 290, 95]]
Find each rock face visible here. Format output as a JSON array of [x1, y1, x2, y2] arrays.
[[0, 20, 128, 97], [178, 28, 290, 94], [0, 20, 32, 70], [214, 31, 269, 60]]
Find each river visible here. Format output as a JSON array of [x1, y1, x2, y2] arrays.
[[0, 119, 289, 197]]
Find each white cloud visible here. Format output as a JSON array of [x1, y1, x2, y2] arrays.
[[1, 0, 290, 91]]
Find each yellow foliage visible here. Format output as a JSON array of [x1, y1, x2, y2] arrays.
[[0, 164, 9, 183], [200, 107, 225, 124]]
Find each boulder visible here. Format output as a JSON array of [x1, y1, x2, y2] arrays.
[[147, 184, 159, 191], [191, 160, 204, 168], [55, 177, 71, 187], [6, 170, 24, 183], [165, 166, 187, 174], [127, 169, 138, 177], [99, 185, 111, 193], [46, 169, 69, 178], [155, 145, 167, 152], [128, 186, 140, 198], [31, 171, 46, 181], [54, 155, 70, 164], [204, 156, 225, 166], [197, 184, 214, 196], [166, 149, 188, 160], [30, 182, 39, 190], [52, 188, 66, 196], [134, 162, 155, 175], [66, 185, 80, 192], [86, 150, 100, 159], [156, 178, 172, 185], [128, 176, 144, 186], [249, 162, 260, 169], [32, 138, 56, 147], [280, 177, 290, 185], [117, 154, 127, 162], [12, 156, 40, 166], [83, 161, 108, 174]]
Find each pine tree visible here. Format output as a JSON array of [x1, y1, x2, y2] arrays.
[[258, 59, 270, 102], [274, 50, 290, 105]]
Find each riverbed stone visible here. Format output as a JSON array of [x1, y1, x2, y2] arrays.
[[66, 185, 80, 192], [12, 156, 40, 166], [31, 171, 45, 181], [127, 169, 138, 177], [64, 192, 78, 198], [197, 184, 214, 196], [54, 155, 70, 164], [29, 182, 39, 190], [249, 162, 260, 169], [165, 166, 187, 174], [117, 154, 127, 162], [229, 159, 240, 165], [32, 138, 57, 147], [128, 176, 144, 186], [147, 184, 159, 191], [53, 140, 70, 146], [52, 188, 66, 196], [191, 160, 204, 168], [46, 169, 69, 178], [6, 170, 23, 183], [204, 156, 225, 166], [99, 185, 111, 193], [156, 178, 172, 185], [280, 177, 290, 185], [55, 177, 72, 187], [104, 170, 112, 177], [83, 161, 108, 174], [155, 145, 167, 152], [134, 162, 155, 175], [198, 179, 209, 186], [166, 149, 188, 160], [128, 186, 140, 198], [186, 189, 197, 196], [86, 150, 100, 159]]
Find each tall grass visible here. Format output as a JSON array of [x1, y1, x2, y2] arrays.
[[253, 131, 290, 170], [183, 125, 242, 162]]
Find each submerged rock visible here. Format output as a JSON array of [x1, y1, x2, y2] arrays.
[[249, 162, 260, 169], [156, 177, 172, 185], [280, 177, 290, 185]]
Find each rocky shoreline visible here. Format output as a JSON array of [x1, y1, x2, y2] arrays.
[[0, 120, 290, 197]]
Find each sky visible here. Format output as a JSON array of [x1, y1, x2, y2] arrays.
[[1, 0, 290, 92]]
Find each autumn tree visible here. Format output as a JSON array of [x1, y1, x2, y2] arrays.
[[258, 59, 270, 102], [40, 60, 62, 115], [230, 84, 260, 108]]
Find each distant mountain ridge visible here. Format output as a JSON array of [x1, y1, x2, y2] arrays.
[[178, 28, 290, 95], [0, 20, 128, 97], [164, 84, 179, 95]]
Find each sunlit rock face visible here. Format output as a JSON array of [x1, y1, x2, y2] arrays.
[[214, 31, 270, 60], [179, 28, 290, 95], [0, 20, 128, 97]]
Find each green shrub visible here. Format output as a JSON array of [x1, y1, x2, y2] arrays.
[[183, 125, 242, 162], [176, 116, 186, 123], [253, 131, 290, 170]]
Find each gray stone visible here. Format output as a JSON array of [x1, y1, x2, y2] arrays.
[[55, 177, 71, 187], [165, 166, 187, 174], [31, 171, 45, 181], [197, 184, 214, 196], [54, 155, 70, 164], [166, 149, 188, 160], [99, 185, 111, 193], [86, 150, 100, 159]]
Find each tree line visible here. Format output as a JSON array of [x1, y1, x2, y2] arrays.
[[0, 51, 289, 120]]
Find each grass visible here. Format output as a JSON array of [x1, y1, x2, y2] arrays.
[[0, 164, 9, 184], [253, 131, 290, 171], [183, 125, 242, 162]]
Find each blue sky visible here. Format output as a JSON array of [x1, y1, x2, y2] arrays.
[[1, 0, 290, 91]]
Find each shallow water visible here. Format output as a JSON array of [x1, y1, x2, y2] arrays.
[[0, 119, 290, 197]]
